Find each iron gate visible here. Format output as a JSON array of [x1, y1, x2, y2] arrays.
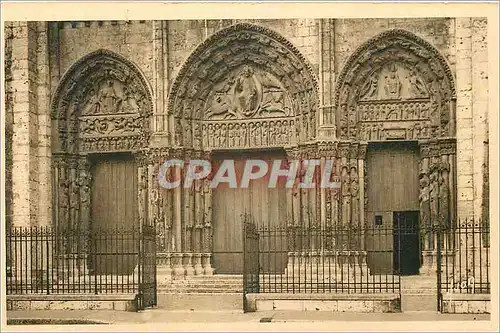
[[138, 224, 157, 310]]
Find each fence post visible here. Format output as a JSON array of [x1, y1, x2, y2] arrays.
[[46, 227, 50, 295], [93, 232, 98, 295], [242, 217, 248, 313], [436, 226, 442, 312]]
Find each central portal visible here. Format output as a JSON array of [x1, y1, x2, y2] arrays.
[[212, 150, 287, 274]]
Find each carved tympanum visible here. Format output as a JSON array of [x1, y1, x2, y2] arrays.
[[51, 50, 152, 154], [204, 65, 292, 120], [360, 63, 430, 102], [81, 79, 140, 116]]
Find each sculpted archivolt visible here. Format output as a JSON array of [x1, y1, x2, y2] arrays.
[[334, 29, 456, 141], [168, 23, 320, 150]]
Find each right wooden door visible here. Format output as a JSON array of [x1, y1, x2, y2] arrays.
[[366, 142, 420, 274]]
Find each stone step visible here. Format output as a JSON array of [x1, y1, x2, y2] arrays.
[[158, 288, 243, 294], [157, 293, 242, 311], [401, 294, 438, 312], [166, 281, 243, 286], [401, 290, 437, 295], [192, 274, 243, 278]]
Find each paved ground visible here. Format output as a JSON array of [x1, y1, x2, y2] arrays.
[[6, 309, 492, 327]]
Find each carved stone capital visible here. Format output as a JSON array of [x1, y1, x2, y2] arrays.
[[338, 142, 351, 158], [438, 138, 457, 155], [170, 147, 185, 160], [147, 147, 171, 163], [317, 141, 338, 158], [134, 149, 150, 167], [285, 146, 299, 160], [358, 143, 368, 160]]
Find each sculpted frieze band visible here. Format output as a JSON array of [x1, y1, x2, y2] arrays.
[[202, 118, 295, 149], [79, 115, 144, 136]]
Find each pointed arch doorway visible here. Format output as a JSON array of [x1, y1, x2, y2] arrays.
[[51, 49, 153, 277]]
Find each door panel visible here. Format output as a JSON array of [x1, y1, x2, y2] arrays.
[[90, 155, 138, 275], [212, 150, 287, 274], [393, 211, 420, 275]]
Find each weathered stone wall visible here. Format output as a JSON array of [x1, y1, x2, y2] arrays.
[[4, 21, 51, 228], [455, 18, 489, 220], [4, 23, 14, 229], [56, 21, 154, 84], [4, 18, 490, 227]]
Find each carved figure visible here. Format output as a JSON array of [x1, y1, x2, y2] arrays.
[[386, 104, 398, 120], [429, 168, 439, 226], [228, 123, 235, 147], [121, 90, 139, 113], [439, 169, 450, 228], [419, 173, 431, 228], [407, 68, 427, 97], [69, 179, 80, 228], [174, 118, 183, 146], [204, 66, 292, 121], [78, 170, 92, 232], [138, 172, 148, 224], [98, 80, 122, 114], [193, 122, 202, 147], [341, 166, 351, 226], [260, 72, 289, 116], [184, 120, 192, 146], [383, 64, 401, 99], [205, 94, 237, 120], [87, 88, 102, 115], [233, 66, 261, 117], [360, 75, 378, 100], [350, 167, 359, 225]]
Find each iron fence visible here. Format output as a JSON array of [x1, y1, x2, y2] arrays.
[[243, 222, 409, 294], [242, 216, 491, 308], [438, 219, 490, 297], [6, 225, 142, 295]]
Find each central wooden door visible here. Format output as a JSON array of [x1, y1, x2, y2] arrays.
[[212, 150, 287, 274], [90, 154, 138, 275]]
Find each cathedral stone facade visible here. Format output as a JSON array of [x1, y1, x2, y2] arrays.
[[4, 18, 489, 281]]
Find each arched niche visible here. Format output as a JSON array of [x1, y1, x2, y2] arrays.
[[168, 23, 320, 149], [334, 29, 456, 141], [51, 49, 153, 154]]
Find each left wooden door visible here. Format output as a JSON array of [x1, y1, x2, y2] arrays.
[[90, 154, 138, 275]]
